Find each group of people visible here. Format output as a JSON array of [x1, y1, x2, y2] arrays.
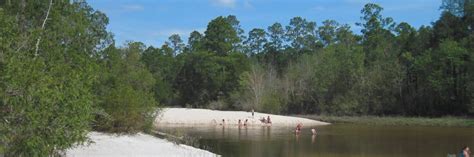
[[259, 116, 272, 125], [219, 119, 249, 127], [218, 115, 271, 127], [238, 119, 249, 126], [216, 109, 272, 127], [218, 109, 319, 136]]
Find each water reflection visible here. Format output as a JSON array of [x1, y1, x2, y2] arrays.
[[221, 125, 225, 137], [295, 133, 300, 143], [266, 126, 271, 140]]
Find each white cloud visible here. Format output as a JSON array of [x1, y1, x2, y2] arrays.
[[211, 0, 236, 8], [121, 4, 144, 11]]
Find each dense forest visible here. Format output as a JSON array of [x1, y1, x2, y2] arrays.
[[147, 1, 473, 117], [0, 0, 473, 156]]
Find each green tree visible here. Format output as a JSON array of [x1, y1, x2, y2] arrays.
[[187, 31, 203, 52], [440, 0, 472, 16], [225, 15, 245, 50], [167, 34, 185, 56], [94, 42, 158, 133], [433, 11, 467, 44], [267, 22, 285, 50], [174, 51, 248, 107], [174, 51, 224, 107], [318, 20, 339, 46], [1, 0, 111, 155], [261, 22, 287, 71], [357, 3, 403, 115], [244, 28, 267, 55], [415, 40, 470, 115], [203, 16, 240, 56], [141, 45, 177, 105], [285, 17, 320, 51]]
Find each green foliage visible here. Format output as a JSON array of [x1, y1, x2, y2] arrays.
[[440, 0, 473, 16], [267, 22, 285, 50], [1, 1, 109, 155], [433, 11, 467, 44], [167, 34, 185, 55], [174, 51, 222, 107], [142, 45, 177, 105], [94, 43, 159, 133], [261, 91, 284, 114], [229, 2, 472, 117], [318, 20, 339, 46], [284, 17, 322, 54], [187, 31, 204, 52], [2, 52, 95, 156], [244, 28, 267, 55], [203, 16, 240, 56], [174, 51, 248, 107]]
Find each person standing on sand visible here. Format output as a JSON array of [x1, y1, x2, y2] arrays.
[[251, 108, 254, 118], [267, 116, 271, 124]]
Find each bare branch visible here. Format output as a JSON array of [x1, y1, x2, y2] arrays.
[[34, 0, 53, 57]]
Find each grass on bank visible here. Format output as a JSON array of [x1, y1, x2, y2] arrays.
[[298, 115, 474, 127]]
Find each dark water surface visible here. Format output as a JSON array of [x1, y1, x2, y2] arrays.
[[157, 124, 474, 157]]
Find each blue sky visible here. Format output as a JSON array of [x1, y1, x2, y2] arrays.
[[87, 0, 442, 47]]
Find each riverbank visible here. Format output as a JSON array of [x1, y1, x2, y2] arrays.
[[155, 108, 329, 126], [298, 115, 474, 127], [66, 132, 218, 157]]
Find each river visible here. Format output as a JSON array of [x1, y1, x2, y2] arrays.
[[157, 124, 474, 157]]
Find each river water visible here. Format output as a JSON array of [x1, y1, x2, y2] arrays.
[[157, 124, 474, 157]]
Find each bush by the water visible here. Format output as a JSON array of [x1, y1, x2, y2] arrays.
[[93, 43, 160, 133]]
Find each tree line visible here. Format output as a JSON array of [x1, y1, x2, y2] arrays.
[[0, 0, 473, 156], [146, 1, 473, 117]]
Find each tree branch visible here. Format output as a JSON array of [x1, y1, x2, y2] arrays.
[[34, 0, 53, 57]]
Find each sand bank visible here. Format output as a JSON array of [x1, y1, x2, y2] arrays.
[[155, 108, 329, 126]]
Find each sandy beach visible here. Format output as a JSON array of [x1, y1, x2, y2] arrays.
[[66, 132, 218, 157], [66, 108, 327, 157], [155, 108, 329, 126]]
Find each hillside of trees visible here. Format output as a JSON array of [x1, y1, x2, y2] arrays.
[[0, 0, 473, 156]]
